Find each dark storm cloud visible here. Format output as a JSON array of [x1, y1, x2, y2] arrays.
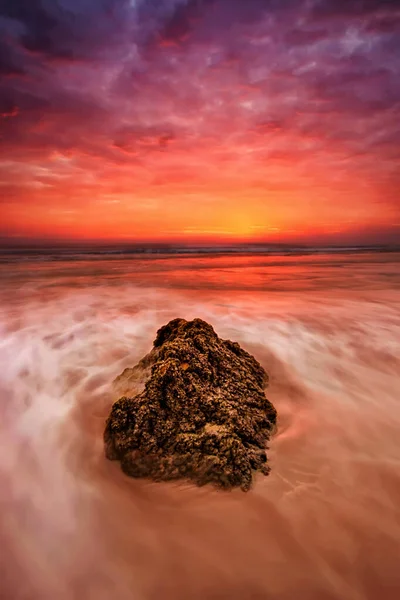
[[0, 40, 25, 76], [0, 0, 133, 61], [0, 0, 197, 137], [156, 0, 213, 46], [312, 0, 400, 18]]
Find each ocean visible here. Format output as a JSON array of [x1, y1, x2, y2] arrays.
[[1, 248, 400, 599]]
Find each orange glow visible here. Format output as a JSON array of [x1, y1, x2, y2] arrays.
[[2, 128, 398, 245]]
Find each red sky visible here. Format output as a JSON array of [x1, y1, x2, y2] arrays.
[[1, 0, 399, 245]]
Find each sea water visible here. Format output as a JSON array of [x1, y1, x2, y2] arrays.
[[1, 250, 399, 599]]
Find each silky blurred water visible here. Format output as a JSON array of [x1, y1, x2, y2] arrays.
[[0, 251, 400, 600]]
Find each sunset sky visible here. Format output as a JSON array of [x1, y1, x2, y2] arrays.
[[0, 0, 399, 245]]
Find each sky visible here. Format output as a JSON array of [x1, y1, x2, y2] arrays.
[[0, 0, 399, 245]]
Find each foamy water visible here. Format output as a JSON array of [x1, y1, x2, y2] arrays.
[[1, 252, 400, 599]]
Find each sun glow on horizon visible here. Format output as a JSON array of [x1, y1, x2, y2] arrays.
[[0, 0, 399, 245]]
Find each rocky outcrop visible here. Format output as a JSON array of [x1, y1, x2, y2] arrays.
[[104, 318, 277, 491]]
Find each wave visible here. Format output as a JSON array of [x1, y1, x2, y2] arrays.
[[1, 244, 399, 264]]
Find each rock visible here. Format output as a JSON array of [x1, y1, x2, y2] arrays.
[[104, 318, 277, 491]]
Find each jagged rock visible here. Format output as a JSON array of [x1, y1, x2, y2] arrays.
[[104, 318, 277, 491]]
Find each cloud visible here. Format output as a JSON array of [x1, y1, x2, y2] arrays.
[[0, 0, 134, 61], [0, 0, 399, 241], [311, 0, 400, 18]]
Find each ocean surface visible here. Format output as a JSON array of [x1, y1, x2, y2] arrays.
[[1, 249, 400, 600]]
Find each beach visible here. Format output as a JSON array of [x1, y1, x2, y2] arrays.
[[1, 249, 400, 600]]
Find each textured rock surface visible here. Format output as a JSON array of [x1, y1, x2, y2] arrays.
[[104, 318, 277, 491]]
